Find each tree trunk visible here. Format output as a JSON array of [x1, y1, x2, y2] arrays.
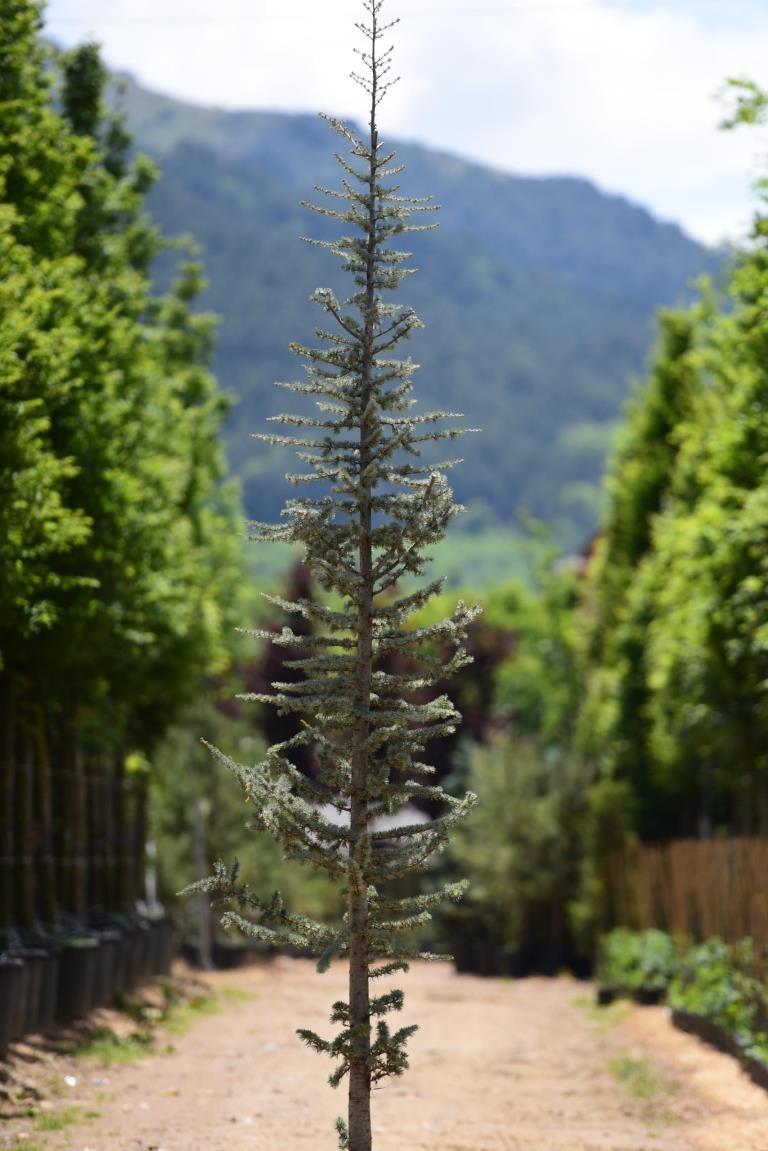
[[114, 746, 130, 907], [86, 751, 97, 913], [192, 797, 213, 971], [349, 552, 373, 1151], [133, 773, 148, 905], [88, 748, 110, 915], [103, 746, 117, 913], [33, 707, 57, 927], [0, 671, 16, 946], [347, 33, 381, 1148], [60, 704, 86, 920], [15, 706, 36, 935]]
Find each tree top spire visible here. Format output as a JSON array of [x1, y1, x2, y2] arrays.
[[353, 0, 400, 120]]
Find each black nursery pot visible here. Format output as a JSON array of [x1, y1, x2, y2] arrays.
[[133, 920, 152, 984], [36, 949, 60, 1034], [56, 937, 99, 1025], [9, 948, 47, 1038], [92, 930, 121, 1009], [117, 921, 151, 993], [633, 986, 665, 1006], [596, 985, 617, 1007], [116, 923, 143, 995], [210, 938, 248, 971], [671, 1008, 743, 1059], [24, 948, 50, 1034], [8, 955, 29, 1040], [445, 907, 504, 977], [0, 958, 23, 1057], [114, 925, 136, 996], [149, 919, 174, 977], [742, 1052, 768, 1093]]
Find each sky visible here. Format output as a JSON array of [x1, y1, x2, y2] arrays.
[[43, 0, 768, 246]]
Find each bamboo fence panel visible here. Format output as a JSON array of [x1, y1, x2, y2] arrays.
[[609, 838, 768, 952]]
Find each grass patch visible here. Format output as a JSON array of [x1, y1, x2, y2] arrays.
[[35, 1105, 81, 1132], [572, 992, 630, 1033], [608, 1053, 669, 1100], [3, 1141, 47, 1151], [163, 992, 220, 1036], [76, 1026, 156, 1066], [608, 1051, 677, 1127], [73, 985, 246, 1065], [219, 986, 255, 1003]]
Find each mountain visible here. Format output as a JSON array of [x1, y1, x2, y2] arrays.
[[116, 75, 718, 541]]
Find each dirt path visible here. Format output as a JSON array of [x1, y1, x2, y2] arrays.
[[4, 959, 768, 1151]]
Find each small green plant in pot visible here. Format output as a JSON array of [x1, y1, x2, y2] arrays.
[[597, 928, 677, 1003]]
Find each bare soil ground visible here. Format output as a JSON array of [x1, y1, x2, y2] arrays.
[[3, 958, 768, 1151]]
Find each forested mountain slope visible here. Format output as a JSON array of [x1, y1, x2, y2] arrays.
[[117, 75, 718, 538]]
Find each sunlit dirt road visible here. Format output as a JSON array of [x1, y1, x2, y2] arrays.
[[4, 959, 768, 1151]]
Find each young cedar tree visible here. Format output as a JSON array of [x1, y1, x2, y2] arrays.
[[187, 3, 479, 1148]]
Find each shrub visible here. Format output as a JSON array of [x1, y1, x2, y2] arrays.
[[668, 937, 768, 1062], [598, 928, 677, 994]]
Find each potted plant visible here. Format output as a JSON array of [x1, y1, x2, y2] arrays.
[[56, 936, 100, 1025]]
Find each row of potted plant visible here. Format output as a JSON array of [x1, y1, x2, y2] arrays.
[[596, 927, 678, 1005], [596, 927, 768, 1090], [0, 915, 175, 1058]]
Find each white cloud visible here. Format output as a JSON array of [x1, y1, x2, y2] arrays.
[[44, 0, 768, 244]]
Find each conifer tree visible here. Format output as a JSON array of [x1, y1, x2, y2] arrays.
[[191, 4, 478, 1148]]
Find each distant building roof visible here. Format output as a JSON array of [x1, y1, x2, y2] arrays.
[[315, 802, 431, 836]]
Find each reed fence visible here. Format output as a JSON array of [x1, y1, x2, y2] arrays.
[[608, 838, 768, 950]]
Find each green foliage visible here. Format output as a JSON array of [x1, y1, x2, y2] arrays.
[[579, 92, 768, 843], [0, 8, 244, 937], [41, 51, 242, 740], [0, 222, 91, 645], [0, 24, 242, 729], [578, 308, 702, 839], [448, 735, 589, 955], [669, 938, 768, 1061], [385, 546, 592, 970], [594, 929, 768, 1070], [638, 247, 768, 807], [597, 928, 677, 994], [426, 552, 591, 968], [0, 2, 87, 258], [720, 77, 768, 129], [0, 9, 93, 650], [493, 565, 582, 745], [571, 776, 636, 945]]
